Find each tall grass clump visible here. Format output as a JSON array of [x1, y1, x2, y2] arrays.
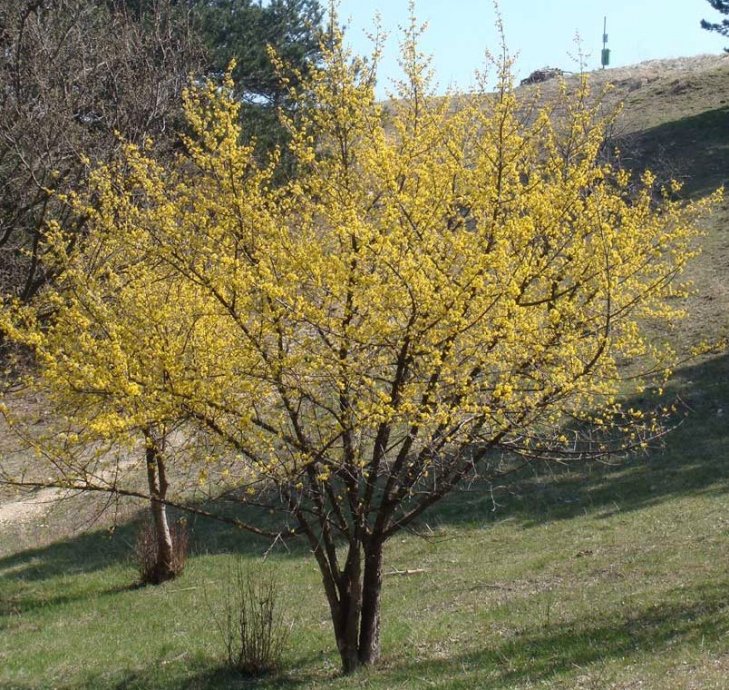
[[209, 559, 290, 676]]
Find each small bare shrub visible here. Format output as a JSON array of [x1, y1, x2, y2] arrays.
[[133, 518, 189, 585], [209, 560, 289, 676]]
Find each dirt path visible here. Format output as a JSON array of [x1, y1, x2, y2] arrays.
[[0, 452, 140, 529], [0, 486, 73, 525]]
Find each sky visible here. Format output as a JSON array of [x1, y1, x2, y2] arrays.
[[334, 0, 728, 95]]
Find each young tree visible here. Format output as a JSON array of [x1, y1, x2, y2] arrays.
[[1, 205, 206, 582], [702, 0, 729, 48], [0, 71, 284, 583], [0, 0, 201, 574], [3, 16, 717, 673]]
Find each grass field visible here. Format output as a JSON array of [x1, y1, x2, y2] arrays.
[[1, 55, 729, 689]]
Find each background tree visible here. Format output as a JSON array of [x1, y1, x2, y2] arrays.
[[702, 0, 729, 48], [190, 0, 324, 168], [0, 0, 322, 321], [2, 14, 717, 674], [0, 0, 201, 305], [193, 0, 323, 103], [1, 188, 208, 583]]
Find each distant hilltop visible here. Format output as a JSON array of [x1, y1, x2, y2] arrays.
[[518, 53, 729, 91], [517, 53, 729, 137]]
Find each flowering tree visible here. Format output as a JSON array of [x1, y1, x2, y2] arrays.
[[0, 91, 272, 581], [0, 183, 220, 582], [1, 13, 716, 672]]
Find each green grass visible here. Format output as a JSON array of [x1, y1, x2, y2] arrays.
[[2, 56, 729, 689]]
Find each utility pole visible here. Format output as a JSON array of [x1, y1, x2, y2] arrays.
[[601, 16, 610, 69]]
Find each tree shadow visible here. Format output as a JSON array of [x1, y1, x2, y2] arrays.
[[616, 105, 729, 198], [430, 353, 729, 530], [4, 576, 726, 689], [0, 662, 316, 690], [383, 577, 729, 689], [91, 663, 316, 690], [0, 496, 310, 622]]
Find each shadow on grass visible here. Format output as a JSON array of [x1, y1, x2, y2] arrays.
[[433, 353, 729, 529], [95, 664, 315, 690], [0, 497, 309, 617], [381, 577, 729, 690], [617, 105, 729, 198], [0, 663, 316, 690]]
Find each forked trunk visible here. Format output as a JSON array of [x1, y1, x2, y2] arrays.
[[323, 540, 385, 674], [332, 547, 363, 674]]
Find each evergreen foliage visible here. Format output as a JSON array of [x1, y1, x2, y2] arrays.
[[701, 0, 729, 49]]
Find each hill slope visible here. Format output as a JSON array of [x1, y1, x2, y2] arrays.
[[530, 54, 729, 346]]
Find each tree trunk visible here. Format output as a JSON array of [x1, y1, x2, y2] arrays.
[[145, 438, 175, 583], [358, 539, 384, 666], [319, 539, 386, 674], [322, 544, 363, 674]]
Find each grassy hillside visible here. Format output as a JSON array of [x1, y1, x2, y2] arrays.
[[1, 55, 728, 690]]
